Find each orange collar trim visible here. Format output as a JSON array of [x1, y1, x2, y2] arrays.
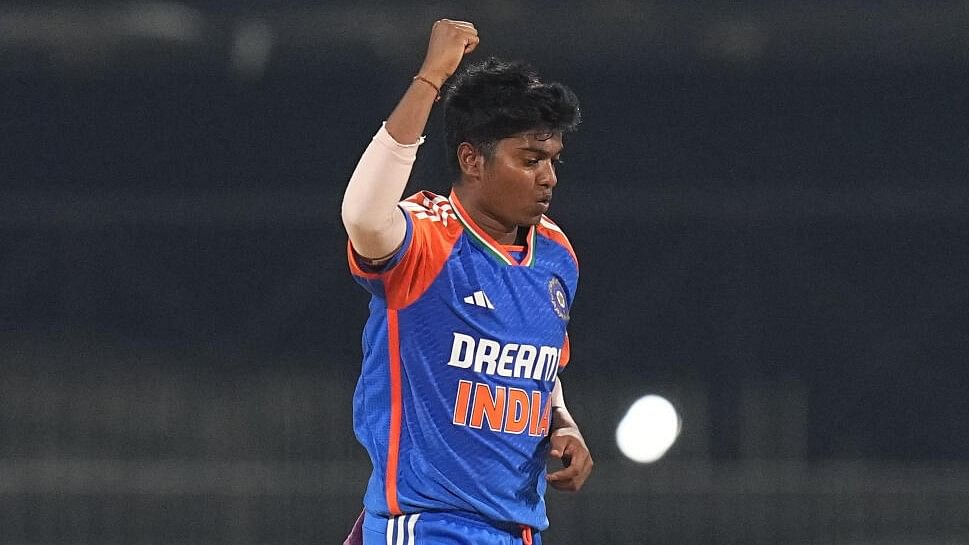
[[448, 192, 536, 267]]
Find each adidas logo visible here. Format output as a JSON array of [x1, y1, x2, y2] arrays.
[[463, 290, 495, 310]]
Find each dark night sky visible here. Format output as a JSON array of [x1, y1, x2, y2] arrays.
[[2, 5, 968, 464]]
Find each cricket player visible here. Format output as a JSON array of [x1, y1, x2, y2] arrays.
[[342, 19, 593, 545]]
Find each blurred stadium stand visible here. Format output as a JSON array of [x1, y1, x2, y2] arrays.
[[1, 2, 968, 544]]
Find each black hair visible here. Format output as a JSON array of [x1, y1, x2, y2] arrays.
[[442, 57, 581, 179]]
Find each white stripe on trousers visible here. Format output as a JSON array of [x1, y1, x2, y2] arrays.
[[386, 514, 421, 545], [407, 514, 420, 543]]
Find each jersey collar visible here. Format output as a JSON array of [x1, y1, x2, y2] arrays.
[[448, 191, 536, 267]]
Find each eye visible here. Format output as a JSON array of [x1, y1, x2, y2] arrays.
[[525, 158, 540, 166], [553, 158, 565, 167]]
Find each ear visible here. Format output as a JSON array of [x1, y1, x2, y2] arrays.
[[457, 142, 483, 180]]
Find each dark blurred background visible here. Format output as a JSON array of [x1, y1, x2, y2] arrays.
[[2, 1, 968, 544]]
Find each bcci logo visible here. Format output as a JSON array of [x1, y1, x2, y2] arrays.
[[547, 277, 570, 321]]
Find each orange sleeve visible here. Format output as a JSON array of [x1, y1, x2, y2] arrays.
[[348, 192, 463, 310], [381, 212, 461, 309], [559, 333, 571, 368]]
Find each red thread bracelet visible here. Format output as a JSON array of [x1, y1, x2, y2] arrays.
[[413, 75, 442, 102]]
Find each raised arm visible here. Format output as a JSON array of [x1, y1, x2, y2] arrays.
[[341, 19, 479, 260]]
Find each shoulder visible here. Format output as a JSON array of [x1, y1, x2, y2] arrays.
[[360, 190, 464, 309], [536, 215, 578, 267], [398, 190, 461, 232]]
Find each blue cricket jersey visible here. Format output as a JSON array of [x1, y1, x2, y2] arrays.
[[348, 190, 578, 531]]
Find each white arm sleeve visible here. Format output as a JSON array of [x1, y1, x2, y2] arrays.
[[341, 123, 426, 259]]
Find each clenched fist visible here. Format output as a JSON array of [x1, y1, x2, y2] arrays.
[[417, 19, 479, 90], [546, 422, 593, 492]]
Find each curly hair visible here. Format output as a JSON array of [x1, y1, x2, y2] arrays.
[[442, 57, 581, 178]]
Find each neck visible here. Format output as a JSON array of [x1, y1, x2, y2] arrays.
[[453, 187, 518, 244]]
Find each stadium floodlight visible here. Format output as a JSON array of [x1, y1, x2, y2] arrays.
[[615, 395, 681, 463], [231, 19, 274, 79]]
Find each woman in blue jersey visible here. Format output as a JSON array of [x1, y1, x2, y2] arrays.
[[342, 19, 593, 545]]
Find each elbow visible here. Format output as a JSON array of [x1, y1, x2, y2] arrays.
[[341, 203, 375, 241], [342, 201, 395, 244], [340, 200, 361, 233]]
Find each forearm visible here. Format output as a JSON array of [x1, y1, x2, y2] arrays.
[[385, 76, 440, 145], [340, 78, 440, 259], [341, 19, 477, 260], [550, 378, 580, 432], [546, 377, 593, 490]]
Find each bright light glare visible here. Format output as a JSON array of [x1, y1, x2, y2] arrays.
[[231, 19, 273, 78], [615, 395, 681, 463]]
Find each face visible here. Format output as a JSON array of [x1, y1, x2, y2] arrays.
[[475, 131, 564, 229]]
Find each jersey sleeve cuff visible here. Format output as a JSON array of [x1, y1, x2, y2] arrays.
[[373, 122, 426, 161]]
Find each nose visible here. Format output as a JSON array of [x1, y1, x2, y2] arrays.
[[539, 160, 558, 188]]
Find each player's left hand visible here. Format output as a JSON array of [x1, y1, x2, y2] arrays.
[[546, 425, 593, 492]]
